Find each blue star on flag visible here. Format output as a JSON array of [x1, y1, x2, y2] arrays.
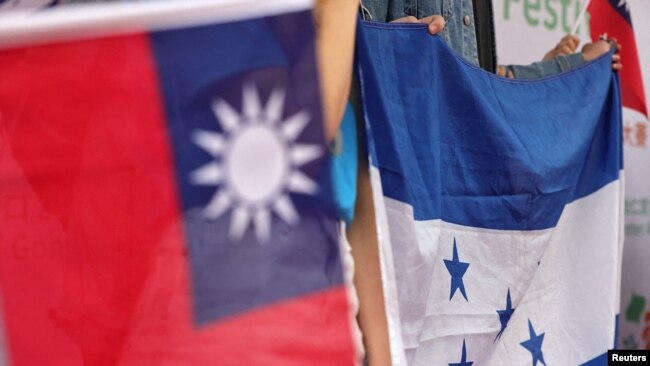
[[449, 339, 473, 366], [495, 288, 515, 341], [520, 319, 546, 366], [444, 238, 470, 301]]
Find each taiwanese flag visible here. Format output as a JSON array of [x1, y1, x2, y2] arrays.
[[0, 2, 355, 365], [589, 0, 648, 117]]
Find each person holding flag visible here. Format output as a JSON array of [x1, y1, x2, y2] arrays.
[[348, 1, 624, 365]]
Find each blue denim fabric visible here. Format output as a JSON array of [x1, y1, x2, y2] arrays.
[[359, 0, 586, 79], [330, 103, 358, 226], [361, 0, 479, 67], [506, 53, 586, 79]]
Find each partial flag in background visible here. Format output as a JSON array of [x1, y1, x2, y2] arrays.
[[0, 1, 355, 365], [589, 0, 648, 118], [356, 20, 623, 365]]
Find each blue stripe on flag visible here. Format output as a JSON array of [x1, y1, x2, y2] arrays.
[[614, 313, 620, 349], [581, 352, 607, 366], [357, 22, 622, 230]]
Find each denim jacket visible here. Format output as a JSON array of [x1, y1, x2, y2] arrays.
[[359, 0, 586, 79]]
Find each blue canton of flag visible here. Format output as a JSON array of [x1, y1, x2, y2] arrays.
[[356, 20, 623, 366], [610, 0, 632, 24], [153, 10, 343, 325]]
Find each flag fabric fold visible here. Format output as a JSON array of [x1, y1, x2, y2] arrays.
[[356, 20, 623, 366], [0, 3, 355, 365]]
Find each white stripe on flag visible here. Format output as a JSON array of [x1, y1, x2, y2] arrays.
[[369, 167, 408, 366], [371, 166, 623, 365], [488, 178, 623, 365], [0, 0, 312, 50]]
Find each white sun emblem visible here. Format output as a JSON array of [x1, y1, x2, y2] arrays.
[[618, 0, 630, 13], [190, 84, 323, 243]]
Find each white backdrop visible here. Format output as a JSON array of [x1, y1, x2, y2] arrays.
[[494, 0, 650, 350]]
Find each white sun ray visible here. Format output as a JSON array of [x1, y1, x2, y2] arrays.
[[189, 161, 223, 186], [229, 206, 251, 241], [281, 110, 310, 141], [254, 208, 272, 243], [212, 98, 241, 132], [203, 190, 232, 219], [192, 130, 226, 157], [287, 170, 319, 195], [265, 87, 286, 123], [290, 144, 323, 166], [273, 194, 299, 225], [243, 83, 262, 119]]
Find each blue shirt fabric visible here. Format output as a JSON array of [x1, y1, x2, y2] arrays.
[[359, 0, 586, 79], [361, 0, 480, 68], [330, 103, 358, 226]]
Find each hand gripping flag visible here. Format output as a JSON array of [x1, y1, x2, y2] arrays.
[[588, 0, 647, 118], [356, 21, 624, 366], [0, 2, 356, 365]]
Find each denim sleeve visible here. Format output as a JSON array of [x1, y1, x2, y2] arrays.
[[505, 53, 586, 80]]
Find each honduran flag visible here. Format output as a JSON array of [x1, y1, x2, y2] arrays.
[[589, 0, 647, 118], [356, 20, 623, 366], [0, 1, 356, 365]]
